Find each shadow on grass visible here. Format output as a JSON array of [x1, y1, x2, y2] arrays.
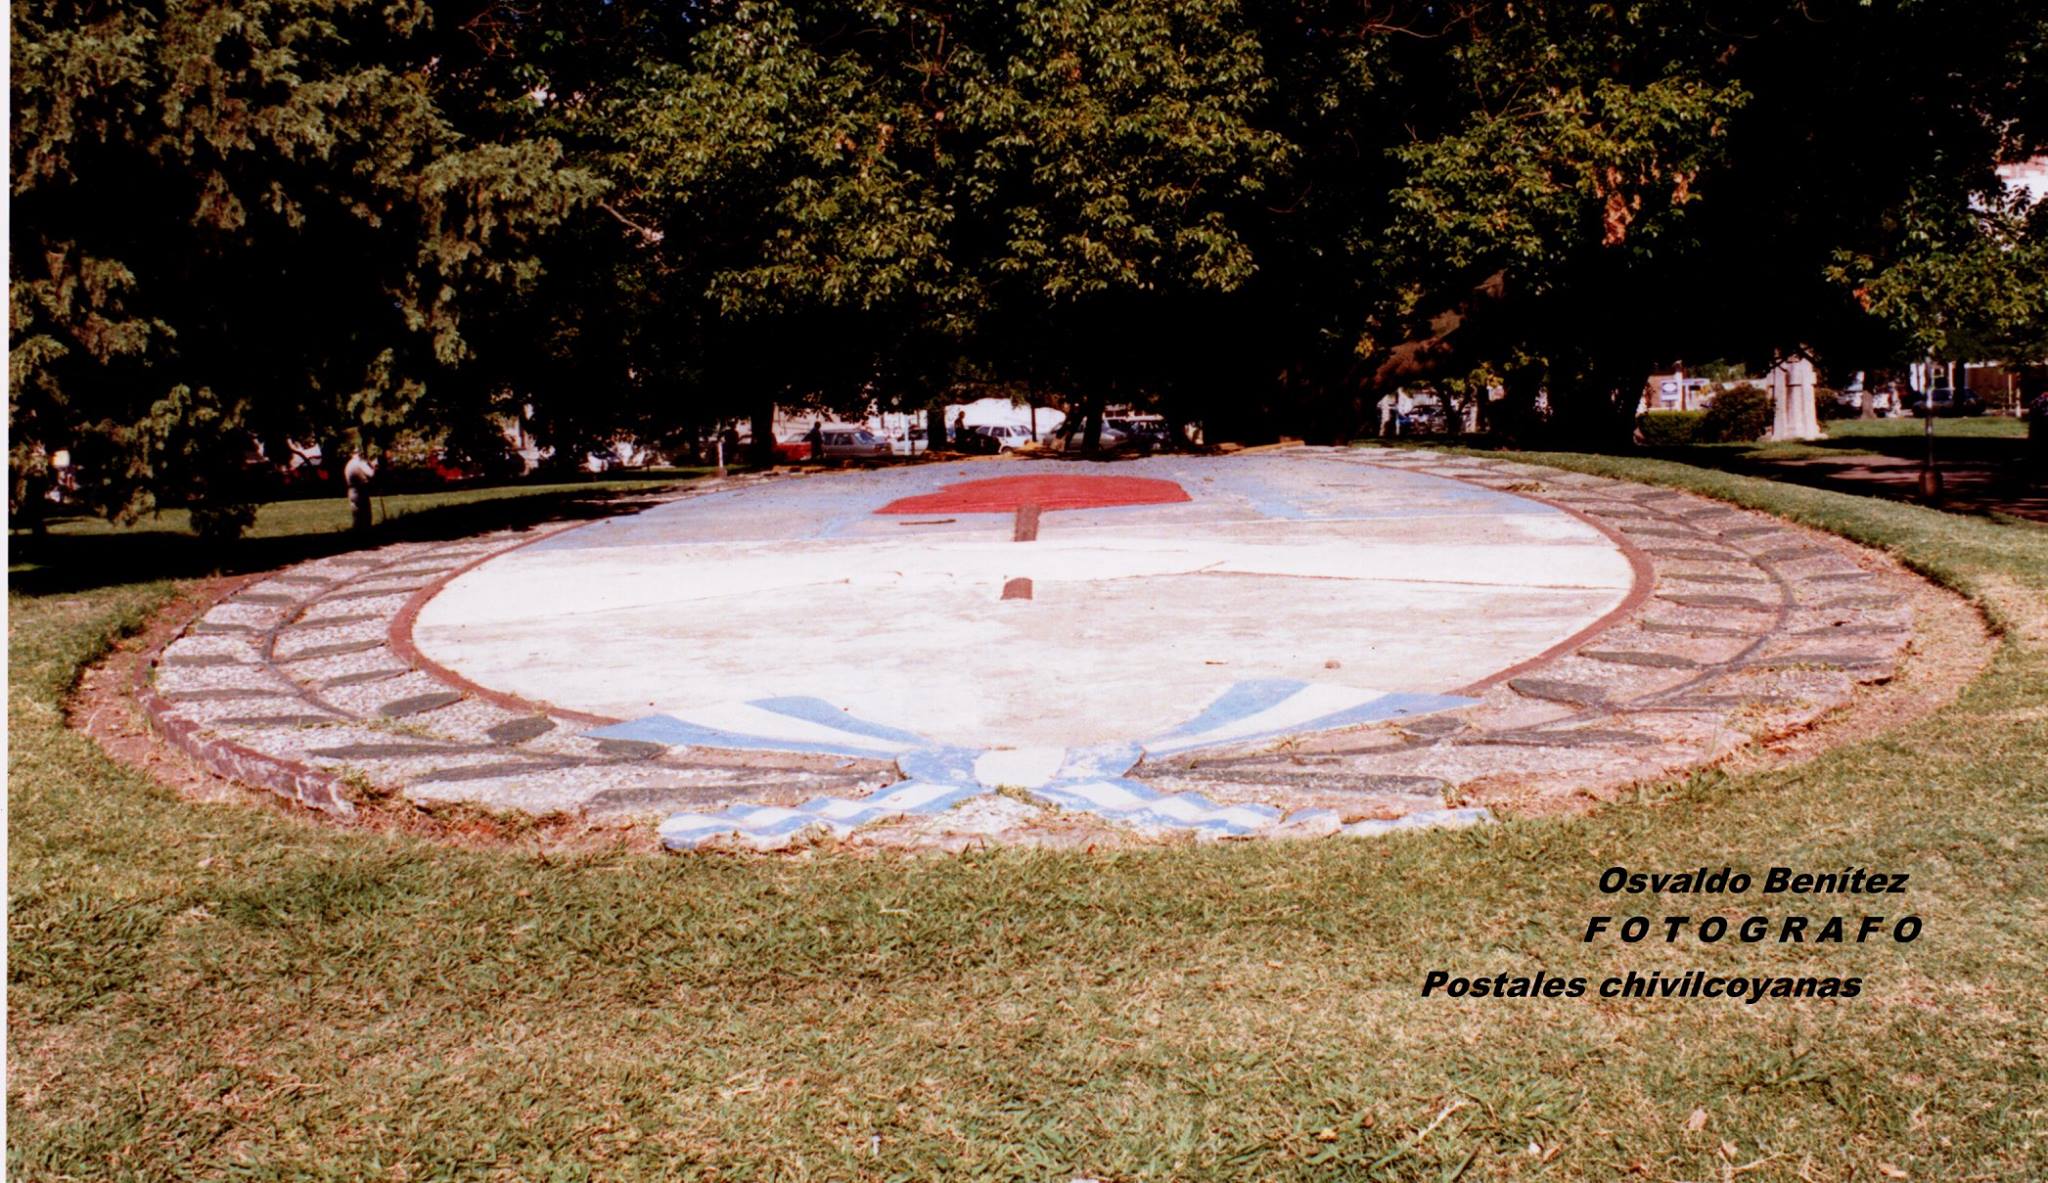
[[1365, 425, 2046, 522], [1642, 435, 2046, 522], [1745, 430, 2024, 466], [8, 481, 692, 597]]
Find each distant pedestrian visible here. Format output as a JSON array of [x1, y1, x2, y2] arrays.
[[807, 419, 826, 463], [954, 412, 969, 451], [345, 451, 377, 533]]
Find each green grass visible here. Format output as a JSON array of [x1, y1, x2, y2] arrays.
[[1819, 416, 2026, 441], [1660, 414, 2028, 469], [9, 471, 712, 595], [10, 462, 2047, 1181]]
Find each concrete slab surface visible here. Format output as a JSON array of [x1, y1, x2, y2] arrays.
[[412, 455, 1634, 749]]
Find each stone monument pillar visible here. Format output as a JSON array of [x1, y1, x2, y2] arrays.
[[1768, 356, 1822, 441]]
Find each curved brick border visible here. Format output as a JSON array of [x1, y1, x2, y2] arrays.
[[1452, 490, 1659, 696], [385, 523, 617, 728]]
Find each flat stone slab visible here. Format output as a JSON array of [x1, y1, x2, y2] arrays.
[[1739, 652, 1893, 670], [281, 613, 384, 631], [1645, 547, 1751, 563], [279, 639, 388, 662], [168, 688, 299, 702], [322, 669, 409, 688], [1578, 650, 1703, 669], [1508, 678, 1612, 706], [487, 716, 558, 744], [216, 713, 343, 727], [1637, 621, 1760, 638], [163, 654, 253, 668], [378, 691, 463, 718], [1657, 593, 1776, 611]]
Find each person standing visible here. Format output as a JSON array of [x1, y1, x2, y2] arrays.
[[807, 419, 826, 463], [345, 450, 378, 533]]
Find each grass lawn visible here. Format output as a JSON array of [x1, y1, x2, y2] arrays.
[[9, 456, 2046, 1181], [1818, 416, 2026, 441], [1668, 414, 2028, 469]]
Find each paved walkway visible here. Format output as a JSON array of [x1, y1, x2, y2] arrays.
[[138, 450, 1922, 851]]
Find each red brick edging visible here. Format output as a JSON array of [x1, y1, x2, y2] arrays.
[[384, 523, 620, 728], [1452, 488, 1660, 695]]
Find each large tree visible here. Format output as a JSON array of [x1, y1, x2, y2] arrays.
[[1371, 0, 2048, 442], [9, 0, 597, 536], [13, 0, 2045, 503]]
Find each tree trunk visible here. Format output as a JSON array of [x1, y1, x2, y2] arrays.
[[750, 400, 776, 467], [927, 405, 948, 454], [1496, 362, 1544, 441], [1550, 360, 1644, 451]]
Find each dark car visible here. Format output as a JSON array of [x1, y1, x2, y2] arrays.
[[1901, 385, 1985, 416], [1106, 415, 1171, 443]]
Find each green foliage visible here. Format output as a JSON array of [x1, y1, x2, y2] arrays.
[[10, 1, 2048, 517], [1697, 383, 1774, 443], [1640, 410, 1706, 446], [9, 0, 599, 536], [1828, 186, 2048, 366]]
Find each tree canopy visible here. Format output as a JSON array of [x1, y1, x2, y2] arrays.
[[12, 0, 2047, 534]]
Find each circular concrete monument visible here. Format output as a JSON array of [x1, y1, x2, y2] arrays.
[[136, 448, 1922, 851]]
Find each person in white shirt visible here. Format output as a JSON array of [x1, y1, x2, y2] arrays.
[[344, 451, 377, 533]]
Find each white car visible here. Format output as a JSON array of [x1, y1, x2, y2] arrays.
[[973, 424, 1038, 451], [1046, 422, 1127, 451]]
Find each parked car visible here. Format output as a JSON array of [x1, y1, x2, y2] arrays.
[[821, 428, 891, 458], [1045, 422, 1128, 451], [1396, 404, 1447, 433], [948, 427, 1002, 454], [1105, 415, 1170, 444], [1901, 385, 1985, 416], [972, 423, 1037, 451]]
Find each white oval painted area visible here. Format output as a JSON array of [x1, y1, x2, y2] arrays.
[[410, 454, 1637, 750]]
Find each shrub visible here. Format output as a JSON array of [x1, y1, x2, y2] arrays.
[[1698, 383, 1774, 442], [1639, 410, 1704, 446]]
